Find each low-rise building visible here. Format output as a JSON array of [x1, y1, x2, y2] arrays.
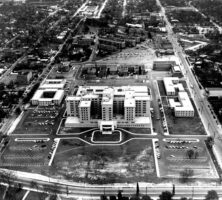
[[39, 79, 66, 89], [169, 92, 194, 117], [11, 71, 32, 85], [206, 88, 222, 98], [163, 77, 184, 96], [31, 89, 64, 106]]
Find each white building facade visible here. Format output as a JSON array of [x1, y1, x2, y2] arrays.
[[65, 86, 151, 128], [164, 78, 194, 117]]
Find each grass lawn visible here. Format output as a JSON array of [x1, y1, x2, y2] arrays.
[[162, 97, 206, 135], [53, 138, 156, 184], [157, 80, 167, 96], [158, 139, 218, 179], [5, 187, 27, 200], [0, 185, 7, 200], [26, 191, 48, 200], [121, 128, 151, 134], [92, 130, 121, 142]]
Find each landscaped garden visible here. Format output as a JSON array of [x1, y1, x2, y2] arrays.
[[92, 130, 122, 143]]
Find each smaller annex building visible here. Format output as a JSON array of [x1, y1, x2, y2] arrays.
[[163, 77, 194, 117], [31, 79, 65, 106]]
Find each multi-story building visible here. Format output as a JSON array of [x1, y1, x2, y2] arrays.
[[163, 77, 184, 96], [169, 92, 194, 117], [65, 86, 151, 128], [99, 37, 126, 49], [31, 79, 65, 106], [163, 77, 194, 117], [31, 89, 64, 106]]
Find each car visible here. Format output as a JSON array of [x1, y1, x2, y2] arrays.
[[156, 117, 160, 120]]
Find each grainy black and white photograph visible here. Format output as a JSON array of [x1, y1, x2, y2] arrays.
[[0, 0, 222, 199]]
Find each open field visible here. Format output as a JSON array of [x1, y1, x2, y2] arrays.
[[99, 40, 156, 70], [53, 138, 156, 184], [0, 139, 52, 167], [5, 187, 27, 200], [26, 191, 48, 200], [158, 138, 218, 179], [12, 106, 65, 135]]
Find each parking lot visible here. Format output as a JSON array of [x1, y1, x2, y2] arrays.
[[12, 106, 64, 135], [0, 139, 52, 167], [158, 138, 218, 179]]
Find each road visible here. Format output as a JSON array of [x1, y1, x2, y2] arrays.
[[122, 0, 127, 17], [4, 170, 222, 199], [96, 0, 110, 18], [156, 0, 221, 136], [156, 0, 222, 178]]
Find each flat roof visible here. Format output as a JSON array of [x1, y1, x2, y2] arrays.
[[66, 96, 81, 101], [134, 117, 150, 124], [65, 117, 80, 124], [79, 100, 91, 108], [124, 98, 135, 107], [163, 77, 184, 94], [32, 89, 64, 101], [174, 92, 194, 112], [39, 79, 66, 89]]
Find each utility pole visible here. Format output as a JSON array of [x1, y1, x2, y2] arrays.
[[66, 185, 69, 196], [191, 186, 194, 200]]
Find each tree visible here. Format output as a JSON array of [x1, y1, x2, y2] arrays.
[[159, 191, 173, 200], [172, 184, 175, 196], [110, 196, 117, 200], [194, 151, 199, 159], [180, 168, 194, 183], [101, 195, 108, 200], [118, 190, 123, 200], [205, 190, 219, 200], [0, 108, 6, 120], [136, 182, 140, 197], [186, 149, 194, 159], [142, 195, 152, 200], [0, 82, 5, 90], [0, 170, 15, 186], [206, 137, 214, 148], [7, 81, 14, 89], [15, 107, 21, 116], [30, 181, 38, 191]]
